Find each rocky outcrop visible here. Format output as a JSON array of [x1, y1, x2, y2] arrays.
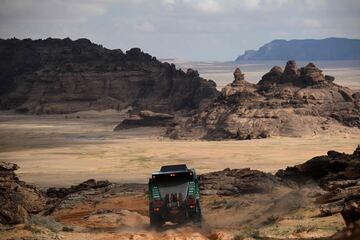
[[45, 182, 146, 216], [221, 68, 258, 98], [233, 67, 245, 82], [276, 146, 360, 185], [168, 61, 360, 140], [259, 61, 327, 87], [200, 168, 278, 196], [0, 162, 46, 224], [46, 179, 110, 199], [258, 66, 283, 86], [114, 110, 175, 130], [0, 38, 219, 114], [276, 146, 360, 234], [300, 63, 326, 85], [281, 60, 300, 85]]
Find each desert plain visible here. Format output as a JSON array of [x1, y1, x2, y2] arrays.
[[0, 110, 359, 188]]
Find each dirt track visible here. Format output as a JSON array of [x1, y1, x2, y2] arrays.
[[0, 181, 345, 240]]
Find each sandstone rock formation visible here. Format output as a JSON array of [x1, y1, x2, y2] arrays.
[[114, 110, 175, 130], [233, 67, 245, 82], [221, 68, 258, 98], [276, 146, 360, 238], [276, 146, 360, 186], [259, 61, 348, 89], [0, 38, 219, 114], [0, 162, 46, 224], [281, 60, 300, 85], [168, 61, 360, 140], [257, 66, 283, 86]]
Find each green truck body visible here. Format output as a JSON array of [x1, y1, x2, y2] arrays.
[[148, 164, 202, 228]]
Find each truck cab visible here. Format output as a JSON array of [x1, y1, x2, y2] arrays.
[[148, 164, 202, 228]]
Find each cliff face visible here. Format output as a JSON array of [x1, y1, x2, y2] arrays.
[[0, 38, 219, 114], [168, 61, 360, 140], [236, 38, 360, 61]]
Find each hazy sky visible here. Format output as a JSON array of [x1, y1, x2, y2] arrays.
[[1, 0, 360, 60]]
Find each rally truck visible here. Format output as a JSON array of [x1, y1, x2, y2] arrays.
[[148, 164, 202, 228]]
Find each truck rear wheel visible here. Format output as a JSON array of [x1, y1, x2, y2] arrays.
[[150, 210, 164, 229], [191, 201, 202, 226]]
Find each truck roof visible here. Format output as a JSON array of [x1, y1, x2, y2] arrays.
[[152, 164, 189, 175]]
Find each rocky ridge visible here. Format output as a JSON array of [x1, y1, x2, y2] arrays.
[[168, 61, 360, 140], [277, 146, 360, 239], [236, 38, 360, 61], [0, 38, 219, 114], [277, 146, 360, 224]]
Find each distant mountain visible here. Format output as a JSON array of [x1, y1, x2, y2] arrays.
[[236, 38, 360, 61]]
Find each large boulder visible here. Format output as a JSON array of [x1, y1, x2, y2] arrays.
[[0, 162, 46, 224]]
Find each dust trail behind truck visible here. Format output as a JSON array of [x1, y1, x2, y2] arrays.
[[148, 164, 202, 228]]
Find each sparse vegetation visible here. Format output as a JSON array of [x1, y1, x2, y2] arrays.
[[234, 226, 261, 240], [262, 215, 280, 225], [28, 215, 63, 233]]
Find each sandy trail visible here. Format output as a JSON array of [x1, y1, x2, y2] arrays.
[[0, 111, 359, 187]]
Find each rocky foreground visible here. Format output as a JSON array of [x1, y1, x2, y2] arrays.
[[168, 61, 360, 140], [1, 146, 359, 239]]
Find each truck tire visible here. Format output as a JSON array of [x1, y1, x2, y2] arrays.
[[150, 210, 164, 229], [191, 201, 202, 226]]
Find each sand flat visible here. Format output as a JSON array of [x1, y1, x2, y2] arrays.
[[0, 112, 359, 187]]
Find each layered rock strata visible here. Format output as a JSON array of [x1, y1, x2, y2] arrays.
[[0, 38, 219, 114]]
